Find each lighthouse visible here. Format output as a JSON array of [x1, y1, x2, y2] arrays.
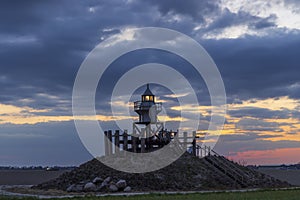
[[132, 84, 164, 140], [104, 83, 180, 155], [134, 84, 162, 124]]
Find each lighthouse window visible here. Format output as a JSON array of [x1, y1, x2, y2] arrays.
[[143, 95, 154, 101], [142, 96, 154, 101]]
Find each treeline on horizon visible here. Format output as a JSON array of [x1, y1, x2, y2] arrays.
[[1, 164, 300, 171], [0, 166, 76, 170], [248, 163, 300, 170]]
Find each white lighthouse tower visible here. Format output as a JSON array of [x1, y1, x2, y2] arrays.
[[134, 84, 162, 124], [133, 84, 164, 140]]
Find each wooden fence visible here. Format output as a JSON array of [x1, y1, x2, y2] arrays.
[[103, 130, 204, 156]]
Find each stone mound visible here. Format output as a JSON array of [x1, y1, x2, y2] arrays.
[[34, 153, 290, 192]]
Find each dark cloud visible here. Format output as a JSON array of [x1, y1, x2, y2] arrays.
[[1, 0, 299, 110], [0, 1, 47, 34], [206, 9, 256, 30], [146, 0, 220, 22], [215, 132, 282, 142], [0, 0, 157, 109], [236, 118, 283, 132], [203, 8, 277, 33], [292, 110, 300, 120], [229, 107, 292, 119], [202, 33, 300, 101], [1, 0, 300, 165], [250, 14, 277, 29]]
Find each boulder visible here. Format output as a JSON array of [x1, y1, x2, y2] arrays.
[[92, 177, 103, 184], [96, 183, 106, 192], [66, 184, 83, 192], [109, 184, 118, 192], [123, 186, 131, 192], [84, 182, 97, 192], [66, 184, 75, 192], [100, 181, 108, 188], [116, 179, 127, 189], [103, 177, 112, 184]]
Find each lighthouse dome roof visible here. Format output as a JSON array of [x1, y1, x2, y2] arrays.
[[142, 84, 154, 96]]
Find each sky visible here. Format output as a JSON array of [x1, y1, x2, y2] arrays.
[[0, 0, 300, 166]]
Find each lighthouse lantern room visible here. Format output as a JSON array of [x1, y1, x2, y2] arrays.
[[134, 84, 162, 124]]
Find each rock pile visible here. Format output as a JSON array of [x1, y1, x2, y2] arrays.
[[35, 153, 291, 193], [66, 177, 131, 193]]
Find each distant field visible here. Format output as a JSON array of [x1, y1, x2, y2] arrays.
[[258, 169, 300, 186], [0, 170, 69, 185], [1, 189, 300, 200]]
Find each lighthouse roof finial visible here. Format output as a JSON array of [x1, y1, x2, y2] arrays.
[[143, 83, 154, 96]]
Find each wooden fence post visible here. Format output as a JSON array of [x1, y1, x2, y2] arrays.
[[166, 130, 171, 143], [108, 130, 112, 156], [141, 128, 145, 153], [132, 136, 137, 153], [123, 129, 128, 152], [192, 131, 196, 156], [146, 125, 151, 150], [115, 130, 120, 154], [141, 138, 145, 153], [104, 131, 108, 156], [183, 132, 187, 151]]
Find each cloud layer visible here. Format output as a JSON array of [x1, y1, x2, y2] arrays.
[[0, 0, 300, 165]]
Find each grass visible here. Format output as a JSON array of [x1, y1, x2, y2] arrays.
[[1, 189, 300, 200]]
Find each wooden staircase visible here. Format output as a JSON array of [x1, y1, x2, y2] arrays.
[[195, 145, 257, 188]]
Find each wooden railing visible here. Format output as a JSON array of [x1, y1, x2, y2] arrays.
[[103, 130, 197, 155], [194, 144, 255, 187]]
